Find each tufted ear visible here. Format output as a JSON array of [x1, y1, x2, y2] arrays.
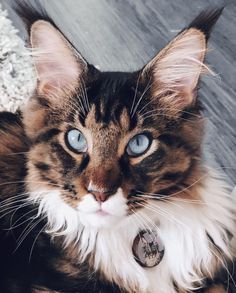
[[30, 20, 87, 102], [142, 8, 223, 112]]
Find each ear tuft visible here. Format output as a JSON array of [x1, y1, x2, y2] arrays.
[[188, 6, 224, 39]]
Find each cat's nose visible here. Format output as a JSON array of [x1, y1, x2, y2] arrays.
[[88, 188, 115, 202]]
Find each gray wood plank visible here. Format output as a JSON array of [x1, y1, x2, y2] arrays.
[[1, 0, 236, 185]]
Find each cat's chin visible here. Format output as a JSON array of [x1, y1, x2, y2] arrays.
[[79, 211, 125, 229]]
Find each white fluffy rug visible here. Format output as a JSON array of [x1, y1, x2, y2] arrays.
[[0, 4, 35, 112]]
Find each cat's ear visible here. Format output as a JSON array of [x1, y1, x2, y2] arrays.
[[142, 28, 206, 110], [142, 8, 223, 112], [30, 20, 87, 101]]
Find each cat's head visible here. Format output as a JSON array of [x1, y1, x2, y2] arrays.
[[22, 9, 221, 231]]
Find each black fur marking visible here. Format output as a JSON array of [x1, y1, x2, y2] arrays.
[[34, 162, 50, 171], [36, 96, 50, 108], [120, 153, 133, 171], [39, 174, 58, 186], [51, 142, 76, 171], [77, 154, 90, 174], [158, 134, 185, 148], [35, 128, 61, 144], [148, 146, 166, 163], [0, 111, 23, 130], [188, 7, 224, 39], [87, 71, 139, 126], [12, 1, 58, 35], [64, 183, 77, 197], [161, 172, 184, 181]]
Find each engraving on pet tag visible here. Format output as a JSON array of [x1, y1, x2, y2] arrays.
[[132, 229, 164, 268]]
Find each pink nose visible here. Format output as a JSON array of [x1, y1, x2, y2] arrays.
[[88, 189, 114, 202]]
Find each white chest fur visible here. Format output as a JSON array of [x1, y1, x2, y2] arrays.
[[30, 175, 236, 293]]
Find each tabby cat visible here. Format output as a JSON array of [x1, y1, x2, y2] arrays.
[[0, 4, 235, 293]]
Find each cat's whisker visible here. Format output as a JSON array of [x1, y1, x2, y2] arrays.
[[136, 201, 190, 231], [28, 223, 47, 263], [136, 191, 214, 207], [207, 241, 236, 289], [44, 82, 86, 116], [136, 167, 228, 200], [131, 79, 152, 118], [136, 97, 156, 116], [130, 207, 150, 230], [6, 151, 30, 156], [138, 101, 203, 117], [0, 180, 63, 188], [9, 207, 38, 228], [0, 180, 30, 187], [0, 199, 26, 213], [139, 107, 201, 119], [135, 192, 210, 205], [0, 202, 33, 220], [67, 100, 85, 118], [137, 210, 161, 234], [133, 194, 183, 209], [6, 214, 38, 231], [135, 201, 168, 219], [77, 91, 87, 114], [133, 211, 159, 244], [81, 77, 90, 113], [14, 216, 46, 253], [8, 207, 39, 231], [132, 208, 164, 247], [141, 112, 202, 123], [160, 197, 209, 205], [0, 200, 30, 214], [0, 192, 29, 205], [72, 95, 86, 116], [130, 72, 142, 116], [131, 209, 160, 244]]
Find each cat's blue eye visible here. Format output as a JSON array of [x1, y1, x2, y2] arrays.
[[65, 129, 87, 153], [127, 134, 151, 156]]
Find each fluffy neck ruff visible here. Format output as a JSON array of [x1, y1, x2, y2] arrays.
[[29, 174, 236, 293]]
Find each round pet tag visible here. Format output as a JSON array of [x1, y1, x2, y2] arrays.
[[132, 229, 165, 268]]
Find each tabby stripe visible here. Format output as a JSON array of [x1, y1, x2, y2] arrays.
[[34, 162, 50, 171], [161, 172, 184, 181], [77, 154, 90, 174], [158, 134, 185, 148], [51, 142, 76, 171], [35, 128, 61, 144]]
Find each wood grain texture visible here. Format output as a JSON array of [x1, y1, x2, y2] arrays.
[[2, 0, 236, 186]]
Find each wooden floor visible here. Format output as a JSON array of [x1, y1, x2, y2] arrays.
[[2, 0, 236, 186]]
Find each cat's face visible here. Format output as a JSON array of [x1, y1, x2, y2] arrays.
[[25, 20, 207, 230]]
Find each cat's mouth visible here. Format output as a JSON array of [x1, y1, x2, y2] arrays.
[[95, 209, 110, 217], [77, 190, 128, 228]]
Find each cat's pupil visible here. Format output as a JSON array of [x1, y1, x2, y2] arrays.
[[136, 137, 140, 146]]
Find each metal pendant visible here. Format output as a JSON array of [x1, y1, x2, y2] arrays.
[[132, 229, 164, 268]]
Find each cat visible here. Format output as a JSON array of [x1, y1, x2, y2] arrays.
[[0, 3, 235, 293]]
